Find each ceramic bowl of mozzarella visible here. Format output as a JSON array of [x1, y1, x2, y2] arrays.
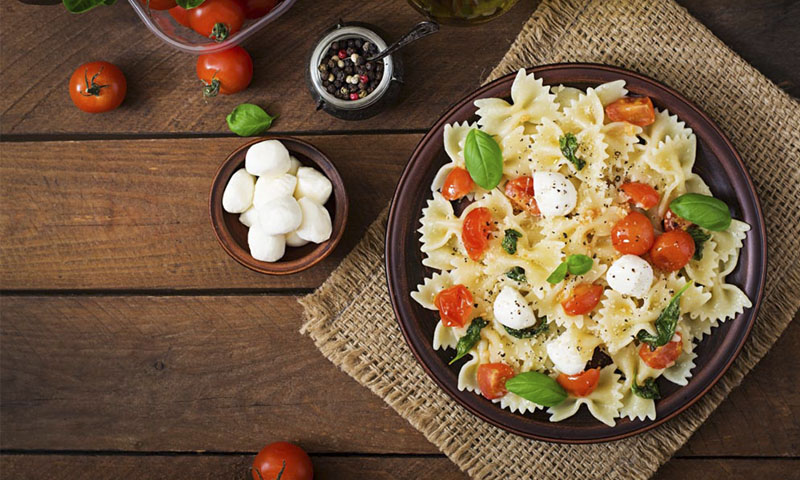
[[210, 137, 348, 275]]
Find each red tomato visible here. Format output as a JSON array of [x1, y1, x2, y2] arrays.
[[441, 167, 474, 201], [639, 333, 683, 369], [196, 46, 253, 96], [433, 284, 474, 328], [68, 61, 126, 114], [251, 442, 313, 480], [461, 207, 494, 261], [140, 0, 176, 9], [189, 0, 245, 41], [650, 229, 695, 271], [169, 5, 192, 27], [557, 368, 601, 397], [611, 211, 655, 255], [477, 363, 515, 400], [504, 176, 541, 216], [605, 96, 656, 126], [620, 182, 660, 210], [561, 283, 604, 316], [238, 0, 277, 18], [663, 208, 693, 232]]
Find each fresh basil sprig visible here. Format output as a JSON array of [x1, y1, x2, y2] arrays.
[[669, 193, 731, 231], [506, 266, 526, 283], [464, 129, 503, 190], [631, 377, 661, 399], [505, 371, 567, 406], [226, 104, 276, 137], [63, 0, 115, 14], [546, 254, 594, 284], [559, 133, 585, 171], [504, 318, 548, 339], [637, 282, 692, 349], [687, 225, 711, 260], [449, 318, 488, 365], [501, 229, 522, 254]]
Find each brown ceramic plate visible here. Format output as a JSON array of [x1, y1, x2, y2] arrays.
[[385, 64, 766, 443], [210, 136, 347, 275]]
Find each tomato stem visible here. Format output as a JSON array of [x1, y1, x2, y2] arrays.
[[202, 71, 220, 97], [210, 22, 229, 42], [275, 461, 285, 480], [80, 67, 109, 97]]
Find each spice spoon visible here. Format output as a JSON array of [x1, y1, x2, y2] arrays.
[[367, 20, 440, 63]]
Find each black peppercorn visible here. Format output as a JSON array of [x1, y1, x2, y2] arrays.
[[331, 41, 339, 50], [354, 38, 363, 48], [346, 39, 354, 47]]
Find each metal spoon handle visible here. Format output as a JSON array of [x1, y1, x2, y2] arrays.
[[367, 21, 440, 62]]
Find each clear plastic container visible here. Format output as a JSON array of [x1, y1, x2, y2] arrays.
[[127, 0, 297, 54]]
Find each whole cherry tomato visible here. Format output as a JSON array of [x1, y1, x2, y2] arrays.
[[650, 229, 695, 271], [441, 167, 474, 201], [433, 284, 473, 328], [196, 46, 253, 96], [620, 182, 660, 210], [461, 207, 494, 261], [639, 333, 683, 369], [557, 368, 601, 397], [238, 0, 277, 18], [477, 362, 515, 400], [561, 283, 604, 316], [189, 0, 245, 41], [68, 61, 126, 114], [605, 96, 656, 126], [663, 207, 693, 232], [504, 176, 540, 216], [611, 211, 655, 255], [139, 0, 176, 10], [169, 5, 192, 27], [251, 442, 313, 480]]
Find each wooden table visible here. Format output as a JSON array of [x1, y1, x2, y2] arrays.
[[1, 0, 798, 478]]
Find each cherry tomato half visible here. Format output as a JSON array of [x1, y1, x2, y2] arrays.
[[189, 0, 245, 41], [639, 333, 683, 369], [477, 362, 515, 400], [196, 46, 253, 96], [441, 167, 474, 201], [557, 368, 601, 397], [504, 176, 541, 216], [611, 211, 655, 255], [238, 0, 277, 18], [433, 284, 473, 328], [139, 0, 176, 10], [169, 5, 192, 27], [605, 96, 656, 126], [663, 207, 693, 232], [561, 283, 604, 316], [251, 442, 313, 480], [462, 207, 494, 261], [68, 61, 126, 114], [650, 229, 695, 271], [620, 182, 660, 210]]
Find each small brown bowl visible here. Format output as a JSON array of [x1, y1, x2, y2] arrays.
[[209, 136, 348, 275]]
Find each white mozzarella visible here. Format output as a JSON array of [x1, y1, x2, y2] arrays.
[[238, 206, 259, 227], [295, 197, 332, 243], [247, 225, 285, 262], [492, 286, 537, 330], [287, 155, 302, 175], [546, 328, 597, 375], [253, 173, 298, 209], [245, 140, 291, 177], [607, 254, 654, 298], [533, 171, 577, 217], [294, 166, 333, 205], [258, 196, 303, 235], [285, 230, 309, 247], [222, 168, 255, 214]]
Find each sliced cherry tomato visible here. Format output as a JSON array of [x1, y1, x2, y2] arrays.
[[620, 182, 660, 210], [196, 46, 253, 96], [68, 61, 126, 114], [169, 5, 192, 27], [557, 368, 601, 397], [650, 229, 695, 271], [663, 208, 693, 232], [238, 0, 277, 18], [639, 333, 683, 369], [251, 442, 313, 480], [188, 0, 245, 41], [561, 283, 604, 316], [605, 96, 656, 126], [441, 167, 474, 201], [461, 207, 494, 261], [477, 362, 515, 400], [504, 176, 541, 216], [433, 284, 473, 328], [140, 0, 176, 9], [611, 211, 655, 255]]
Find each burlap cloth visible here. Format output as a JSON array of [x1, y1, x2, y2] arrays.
[[300, 0, 800, 478]]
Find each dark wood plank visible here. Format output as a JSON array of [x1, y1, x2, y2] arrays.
[[0, 135, 414, 290], [2, 295, 798, 456], [654, 458, 800, 480], [0, 0, 535, 136]]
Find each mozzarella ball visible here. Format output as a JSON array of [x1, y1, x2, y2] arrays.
[[258, 196, 302, 235], [295, 197, 332, 243], [493, 286, 537, 330], [533, 171, 577, 217], [222, 168, 255, 214], [546, 329, 596, 375], [285, 230, 309, 247], [248, 225, 285, 262], [287, 155, 302, 175], [607, 254, 654, 298], [253, 173, 298, 209], [245, 140, 291, 177], [239, 206, 259, 227], [294, 167, 333, 205]]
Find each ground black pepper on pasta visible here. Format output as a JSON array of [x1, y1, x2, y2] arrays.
[[318, 37, 384, 101]]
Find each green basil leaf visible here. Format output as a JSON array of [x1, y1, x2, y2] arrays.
[[449, 318, 488, 365], [566, 254, 593, 275], [63, 0, 113, 13], [501, 229, 522, 254], [504, 318, 548, 339], [546, 262, 568, 284], [687, 225, 712, 261], [175, 0, 205, 8], [505, 371, 567, 406], [464, 129, 503, 190], [506, 266, 527, 283], [226, 104, 276, 137], [631, 377, 661, 399], [637, 282, 692, 349], [559, 133, 585, 170], [669, 193, 732, 231]]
